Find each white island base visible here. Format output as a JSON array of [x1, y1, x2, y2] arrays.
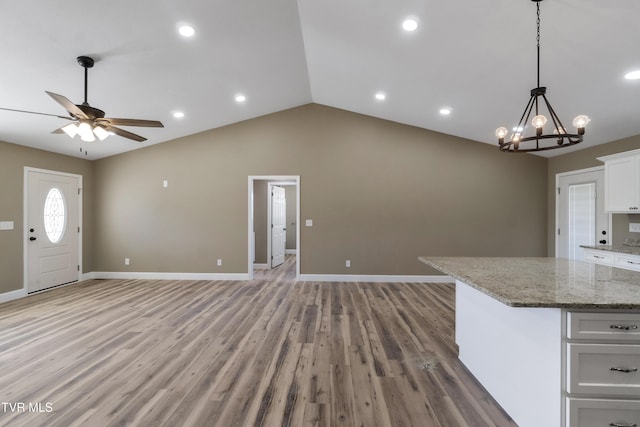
[[456, 280, 563, 427]]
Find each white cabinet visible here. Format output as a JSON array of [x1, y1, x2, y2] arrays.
[[583, 248, 640, 272], [598, 149, 640, 213], [566, 398, 640, 427], [566, 311, 640, 427], [583, 248, 615, 266]]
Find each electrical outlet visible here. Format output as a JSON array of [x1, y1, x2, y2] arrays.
[[630, 223, 640, 233], [162, 180, 169, 188], [345, 260, 351, 268], [217, 259, 222, 266], [125, 258, 130, 265]]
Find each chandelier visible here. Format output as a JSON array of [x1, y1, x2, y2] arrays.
[[496, 0, 589, 152]]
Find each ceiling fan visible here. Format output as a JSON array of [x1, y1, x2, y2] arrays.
[[0, 56, 163, 143]]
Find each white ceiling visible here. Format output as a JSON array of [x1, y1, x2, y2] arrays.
[[1, 0, 639, 160]]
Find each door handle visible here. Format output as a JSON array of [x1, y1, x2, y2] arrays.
[[29, 237, 36, 241], [599, 240, 607, 244]]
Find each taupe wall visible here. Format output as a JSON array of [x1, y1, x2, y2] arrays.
[[0, 140, 94, 294], [93, 104, 548, 276], [253, 180, 268, 264], [547, 134, 640, 255], [285, 185, 297, 250]]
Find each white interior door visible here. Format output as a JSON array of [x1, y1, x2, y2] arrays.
[[26, 169, 81, 293], [557, 169, 609, 260], [271, 185, 286, 268]]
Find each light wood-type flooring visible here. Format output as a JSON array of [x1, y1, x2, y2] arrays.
[[0, 256, 516, 426]]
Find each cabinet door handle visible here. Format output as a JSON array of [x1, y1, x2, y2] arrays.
[[610, 324, 639, 330], [609, 367, 638, 373], [609, 423, 637, 427]]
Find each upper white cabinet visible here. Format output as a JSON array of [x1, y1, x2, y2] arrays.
[[598, 149, 640, 213]]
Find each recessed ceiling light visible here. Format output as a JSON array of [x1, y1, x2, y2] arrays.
[[402, 18, 419, 32], [439, 108, 452, 116], [235, 94, 246, 103], [625, 70, 640, 80], [178, 24, 195, 38], [375, 92, 386, 101], [173, 111, 185, 119]]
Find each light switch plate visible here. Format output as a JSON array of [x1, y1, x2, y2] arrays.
[[630, 223, 640, 233], [305, 219, 313, 227], [0, 221, 14, 230]]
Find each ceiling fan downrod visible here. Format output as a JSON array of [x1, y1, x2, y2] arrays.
[[76, 56, 94, 105]]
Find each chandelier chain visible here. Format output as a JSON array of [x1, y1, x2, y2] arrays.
[[536, 1, 541, 89]]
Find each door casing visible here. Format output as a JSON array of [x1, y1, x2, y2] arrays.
[[23, 167, 83, 292], [248, 175, 300, 280], [555, 166, 611, 258]]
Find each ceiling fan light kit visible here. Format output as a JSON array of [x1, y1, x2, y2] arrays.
[[496, 0, 589, 153]]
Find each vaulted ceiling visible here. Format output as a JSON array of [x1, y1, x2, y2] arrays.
[[1, 0, 639, 160]]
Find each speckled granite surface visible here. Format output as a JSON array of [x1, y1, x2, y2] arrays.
[[581, 244, 640, 256], [419, 257, 640, 309]]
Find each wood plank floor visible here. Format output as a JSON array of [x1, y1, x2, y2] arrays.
[[0, 256, 516, 426]]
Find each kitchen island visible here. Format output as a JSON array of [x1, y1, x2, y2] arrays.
[[419, 257, 640, 427]]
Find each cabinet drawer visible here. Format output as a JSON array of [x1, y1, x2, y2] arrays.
[[568, 312, 640, 341], [567, 343, 640, 396], [567, 397, 640, 427], [616, 254, 640, 272], [583, 250, 615, 265]]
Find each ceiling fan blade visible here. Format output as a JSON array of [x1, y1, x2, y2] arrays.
[[45, 91, 89, 119], [98, 118, 164, 128], [104, 125, 147, 142], [0, 106, 72, 120]]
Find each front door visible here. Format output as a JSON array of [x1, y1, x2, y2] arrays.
[[26, 168, 81, 293], [557, 169, 609, 260], [271, 185, 286, 268]]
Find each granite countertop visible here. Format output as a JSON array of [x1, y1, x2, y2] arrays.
[[419, 257, 640, 309], [581, 244, 640, 256]]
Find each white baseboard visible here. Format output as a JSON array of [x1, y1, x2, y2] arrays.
[[86, 272, 251, 281], [297, 274, 454, 283], [0, 288, 27, 304], [285, 249, 297, 255], [253, 263, 269, 270]]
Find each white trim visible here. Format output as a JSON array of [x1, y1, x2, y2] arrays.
[[0, 289, 27, 304], [285, 249, 297, 255], [298, 274, 454, 283], [86, 272, 250, 281], [24, 167, 83, 293], [554, 165, 611, 257], [248, 176, 300, 280], [253, 263, 269, 270], [555, 165, 604, 179]]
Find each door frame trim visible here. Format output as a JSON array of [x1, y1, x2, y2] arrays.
[[23, 167, 83, 292], [554, 166, 609, 257], [248, 175, 300, 280]]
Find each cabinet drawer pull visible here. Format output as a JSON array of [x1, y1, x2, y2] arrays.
[[627, 260, 640, 265], [610, 324, 639, 330], [609, 423, 637, 427], [594, 255, 605, 259], [609, 367, 638, 373]]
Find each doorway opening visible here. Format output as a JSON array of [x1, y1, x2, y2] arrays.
[[248, 176, 300, 280], [556, 166, 610, 259]]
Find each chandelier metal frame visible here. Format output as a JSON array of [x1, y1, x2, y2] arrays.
[[496, 0, 589, 153]]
